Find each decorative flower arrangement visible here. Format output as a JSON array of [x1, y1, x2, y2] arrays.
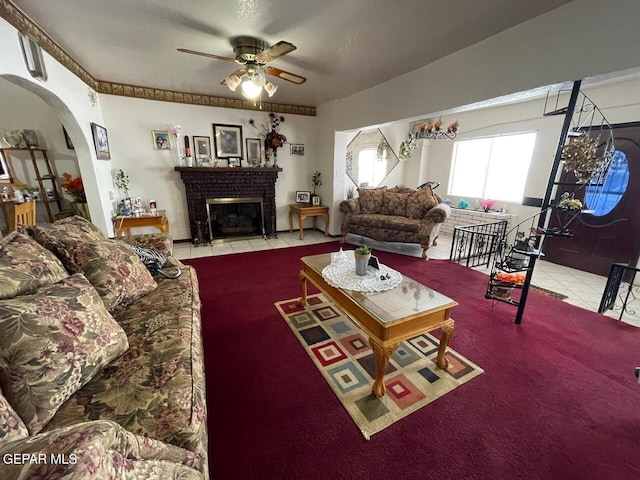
[[495, 272, 526, 285], [479, 199, 497, 212], [112, 169, 130, 199], [250, 113, 286, 162], [398, 132, 417, 160], [557, 192, 583, 211], [312, 170, 322, 194], [170, 125, 182, 137], [61, 172, 86, 203], [561, 134, 604, 182], [457, 199, 469, 209]]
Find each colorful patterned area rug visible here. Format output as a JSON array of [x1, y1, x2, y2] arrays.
[[274, 294, 484, 439]]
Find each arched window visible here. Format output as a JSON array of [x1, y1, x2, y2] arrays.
[[585, 150, 629, 216]]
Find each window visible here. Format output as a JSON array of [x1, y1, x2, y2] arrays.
[[584, 150, 629, 216], [448, 132, 536, 202], [357, 148, 387, 187]]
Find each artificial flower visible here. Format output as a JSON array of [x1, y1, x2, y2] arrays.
[[61, 172, 86, 203], [495, 272, 526, 285]]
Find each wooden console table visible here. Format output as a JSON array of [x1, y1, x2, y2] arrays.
[[113, 210, 169, 237], [289, 203, 330, 240]]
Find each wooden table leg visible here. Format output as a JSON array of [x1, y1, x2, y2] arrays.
[[323, 213, 329, 236], [436, 320, 455, 369], [289, 210, 293, 233], [298, 270, 308, 305], [370, 338, 398, 398], [298, 214, 304, 240]]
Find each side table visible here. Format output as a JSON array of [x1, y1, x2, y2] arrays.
[[289, 203, 330, 240], [113, 210, 169, 237]]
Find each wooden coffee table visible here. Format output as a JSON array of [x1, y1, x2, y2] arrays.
[[299, 252, 457, 397]]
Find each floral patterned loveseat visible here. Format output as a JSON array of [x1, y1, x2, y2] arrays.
[[339, 185, 451, 259], [0, 217, 208, 479]]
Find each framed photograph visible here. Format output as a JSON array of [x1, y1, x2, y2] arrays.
[[312, 195, 321, 206], [91, 122, 111, 160], [290, 143, 305, 155], [229, 157, 242, 167], [63, 126, 74, 149], [152, 130, 171, 150], [296, 191, 311, 203], [193, 136, 211, 158], [246, 138, 262, 166], [22, 129, 39, 148], [213, 123, 243, 159]]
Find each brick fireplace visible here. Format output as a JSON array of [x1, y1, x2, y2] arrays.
[[175, 166, 282, 241]]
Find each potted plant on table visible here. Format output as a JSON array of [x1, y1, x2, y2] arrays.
[[311, 170, 322, 205], [354, 245, 372, 276]]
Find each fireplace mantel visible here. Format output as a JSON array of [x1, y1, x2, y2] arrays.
[[175, 166, 282, 240]]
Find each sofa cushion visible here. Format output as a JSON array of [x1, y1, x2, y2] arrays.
[[0, 274, 129, 434], [350, 213, 421, 233], [357, 186, 387, 214], [0, 386, 29, 447], [26, 222, 158, 312], [406, 185, 439, 219], [0, 232, 69, 300], [381, 191, 409, 217]]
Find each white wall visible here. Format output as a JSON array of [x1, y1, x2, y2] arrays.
[[100, 95, 318, 240]]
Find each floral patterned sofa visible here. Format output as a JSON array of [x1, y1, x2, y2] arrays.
[[0, 217, 208, 479], [339, 185, 451, 259]]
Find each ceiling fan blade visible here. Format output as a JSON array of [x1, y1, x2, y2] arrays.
[[220, 69, 245, 85], [255, 41, 297, 64], [177, 48, 236, 63], [265, 66, 307, 84]]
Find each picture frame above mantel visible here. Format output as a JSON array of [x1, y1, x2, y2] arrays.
[[213, 123, 243, 159]]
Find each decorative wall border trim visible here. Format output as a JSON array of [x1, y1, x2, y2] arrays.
[[0, 0, 316, 116]]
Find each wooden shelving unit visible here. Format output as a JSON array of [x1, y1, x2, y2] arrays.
[[0, 147, 63, 223]]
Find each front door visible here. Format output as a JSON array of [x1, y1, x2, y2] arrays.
[[543, 123, 640, 276]]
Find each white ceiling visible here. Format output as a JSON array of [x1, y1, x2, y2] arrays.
[[12, 0, 572, 107]]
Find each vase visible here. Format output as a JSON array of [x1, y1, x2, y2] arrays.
[[71, 202, 90, 220], [354, 252, 371, 276]]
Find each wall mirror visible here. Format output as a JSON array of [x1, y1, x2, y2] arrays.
[[346, 129, 398, 187]]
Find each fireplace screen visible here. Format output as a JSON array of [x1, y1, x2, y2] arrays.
[[206, 197, 265, 242]]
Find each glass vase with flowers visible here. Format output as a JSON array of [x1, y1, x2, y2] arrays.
[[61, 172, 90, 219], [249, 113, 286, 166]]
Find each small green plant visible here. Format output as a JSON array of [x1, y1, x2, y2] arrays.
[[355, 245, 371, 255], [312, 170, 322, 194], [346, 186, 355, 199]]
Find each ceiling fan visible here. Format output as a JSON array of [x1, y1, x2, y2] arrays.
[[178, 36, 306, 99]]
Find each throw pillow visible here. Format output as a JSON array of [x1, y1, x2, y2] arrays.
[[65, 239, 158, 312], [406, 185, 439, 219], [24, 225, 157, 312], [0, 387, 29, 447], [21, 216, 106, 273], [0, 232, 69, 300], [0, 273, 129, 435], [357, 186, 387, 214], [381, 191, 409, 217]]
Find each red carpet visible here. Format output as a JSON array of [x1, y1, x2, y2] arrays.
[[184, 242, 640, 480]]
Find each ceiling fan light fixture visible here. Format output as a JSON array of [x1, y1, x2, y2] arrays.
[[264, 81, 278, 97], [241, 77, 262, 99], [225, 74, 241, 91]]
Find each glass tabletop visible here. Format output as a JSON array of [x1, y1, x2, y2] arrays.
[[301, 253, 457, 324]]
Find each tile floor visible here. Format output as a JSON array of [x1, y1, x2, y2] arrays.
[[172, 230, 639, 328]]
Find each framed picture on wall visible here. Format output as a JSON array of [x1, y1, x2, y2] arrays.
[[246, 138, 262, 166], [213, 123, 243, 158], [193, 136, 211, 158], [152, 130, 171, 150], [91, 122, 111, 160], [63, 126, 74, 149], [290, 143, 304, 155]]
